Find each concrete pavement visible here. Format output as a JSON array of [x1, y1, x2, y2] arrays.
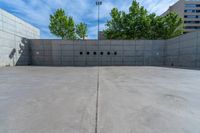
[[98, 67, 200, 133], [0, 67, 97, 133], [0, 67, 200, 133]]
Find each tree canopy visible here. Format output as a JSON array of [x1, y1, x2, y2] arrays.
[[76, 22, 88, 40], [103, 0, 184, 40], [49, 9, 69, 39], [49, 9, 88, 40]]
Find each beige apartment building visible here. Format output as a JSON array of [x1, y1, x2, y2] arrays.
[[162, 0, 200, 33]]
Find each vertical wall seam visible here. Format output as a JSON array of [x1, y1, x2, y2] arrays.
[[143, 41, 145, 65], [178, 37, 181, 67], [73, 40, 75, 66], [42, 40, 45, 66], [195, 32, 198, 68], [151, 40, 153, 66], [29, 39, 33, 65], [163, 39, 167, 66], [135, 40, 136, 65], [61, 42, 63, 66]]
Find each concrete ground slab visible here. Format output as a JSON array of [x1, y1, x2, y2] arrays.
[[98, 67, 200, 133], [0, 67, 200, 133], [0, 67, 97, 133]]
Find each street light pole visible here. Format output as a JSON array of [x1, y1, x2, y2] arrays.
[[96, 1, 102, 40], [95, 2, 102, 133]]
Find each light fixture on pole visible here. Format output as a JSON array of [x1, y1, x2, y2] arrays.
[[96, 0, 102, 40]]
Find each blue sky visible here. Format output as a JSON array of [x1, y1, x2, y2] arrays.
[[0, 0, 178, 39]]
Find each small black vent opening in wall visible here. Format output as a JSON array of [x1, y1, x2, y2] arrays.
[[114, 52, 117, 55], [100, 52, 104, 55], [93, 52, 97, 55], [80, 52, 83, 55], [107, 52, 110, 55], [87, 52, 90, 55]]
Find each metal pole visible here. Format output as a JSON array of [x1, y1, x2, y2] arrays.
[[96, 1, 102, 40], [98, 4, 99, 40], [95, 2, 102, 133]]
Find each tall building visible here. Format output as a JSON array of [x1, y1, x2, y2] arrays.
[[162, 0, 200, 33]]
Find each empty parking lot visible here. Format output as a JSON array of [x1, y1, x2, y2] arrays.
[[0, 67, 200, 133]]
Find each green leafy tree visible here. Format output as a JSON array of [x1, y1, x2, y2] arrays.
[[49, 9, 68, 39], [65, 17, 76, 40], [148, 14, 164, 39], [103, 0, 183, 40], [128, 1, 148, 39], [162, 12, 184, 39], [76, 23, 88, 40], [49, 9, 76, 40], [104, 8, 132, 39]]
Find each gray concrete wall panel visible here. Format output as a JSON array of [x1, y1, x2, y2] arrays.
[[18, 31, 200, 68], [29, 39, 166, 66], [136, 44, 145, 51], [164, 31, 199, 68], [1, 9, 200, 70], [179, 31, 198, 42], [0, 9, 40, 66], [179, 39, 197, 49], [123, 45, 135, 51], [29, 34, 198, 67], [124, 50, 135, 56]]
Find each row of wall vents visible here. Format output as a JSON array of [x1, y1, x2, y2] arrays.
[[80, 52, 118, 55]]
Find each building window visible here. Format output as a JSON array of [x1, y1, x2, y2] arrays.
[[184, 21, 200, 24], [185, 26, 200, 29], [185, 4, 196, 7], [184, 15, 200, 18], [184, 9, 200, 13], [185, 4, 200, 8], [184, 9, 195, 13]]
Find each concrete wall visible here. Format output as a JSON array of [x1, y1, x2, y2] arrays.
[[0, 7, 199, 68], [30, 40, 165, 66], [30, 31, 200, 68], [165, 31, 200, 68], [0, 9, 40, 66]]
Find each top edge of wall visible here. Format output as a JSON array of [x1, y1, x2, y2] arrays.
[[0, 8, 40, 33], [30, 31, 200, 41], [29, 39, 166, 41]]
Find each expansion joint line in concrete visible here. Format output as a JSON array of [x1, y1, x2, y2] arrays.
[[95, 40, 100, 133], [95, 67, 100, 133]]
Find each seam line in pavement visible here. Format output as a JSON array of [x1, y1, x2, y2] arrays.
[[95, 66, 100, 133]]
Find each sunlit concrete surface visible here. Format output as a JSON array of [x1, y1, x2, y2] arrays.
[[98, 67, 200, 133], [0, 67, 97, 133], [0, 67, 200, 133]]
